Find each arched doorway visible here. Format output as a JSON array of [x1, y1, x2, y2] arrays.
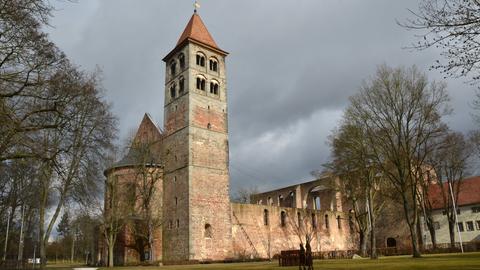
[[386, 237, 397, 248]]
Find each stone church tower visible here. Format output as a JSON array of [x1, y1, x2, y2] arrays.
[[161, 11, 232, 262]]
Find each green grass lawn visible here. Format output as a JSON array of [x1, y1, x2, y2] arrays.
[[47, 252, 480, 270]]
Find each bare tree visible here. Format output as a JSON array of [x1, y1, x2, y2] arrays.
[[231, 186, 259, 204], [427, 131, 473, 248], [346, 65, 450, 257], [326, 123, 385, 259], [401, 0, 480, 83]]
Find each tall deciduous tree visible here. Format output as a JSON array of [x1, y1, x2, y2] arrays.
[[346, 65, 450, 258]]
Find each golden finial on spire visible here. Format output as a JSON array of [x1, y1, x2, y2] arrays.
[[194, 0, 200, 13]]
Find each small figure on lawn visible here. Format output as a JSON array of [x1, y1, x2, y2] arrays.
[[299, 243, 306, 270], [306, 236, 313, 270]]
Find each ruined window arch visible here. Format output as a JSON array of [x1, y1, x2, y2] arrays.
[[196, 52, 205, 67], [178, 53, 185, 69], [337, 215, 342, 230], [325, 214, 329, 229], [209, 57, 218, 72], [196, 76, 206, 91], [268, 197, 273, 206], [280, 211, 287, 227], [257, 199, 263, 205], [207, 123, 211, 129], [176, 219, 180, 228], [289, 191, 295, 208], [175, 197, 178, 206], [263, 209, 269, 226], [278, 195, 284, 207], [205, 224, 212, 238], [314, 196, 321, 210]]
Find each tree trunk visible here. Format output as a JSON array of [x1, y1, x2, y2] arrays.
[[368, 192, 377, 259], [448, 220, 455, 249], [359, 230, 367, 257], [17, 205, 25, 261], [427, 223, 437, 250], [71, 236, 75, 263], [402, 197, 421, 258], [108, 234, 114, 267]]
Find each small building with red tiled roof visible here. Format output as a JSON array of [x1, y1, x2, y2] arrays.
[[424, 176, 480, 246]]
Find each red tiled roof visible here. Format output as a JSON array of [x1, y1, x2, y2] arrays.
[[428, 176, 480, 210], [177, 13, 219, 50]]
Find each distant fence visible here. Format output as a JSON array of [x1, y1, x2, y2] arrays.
[[279, 243, 480, 266], [0, 260, 37, 270], [278, 250, 357, 266]]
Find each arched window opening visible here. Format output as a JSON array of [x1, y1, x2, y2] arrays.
[[196, 77, 206, 90], [268, 197, 273, 206], [196, 53, 205, 67], [209, 81, 219, 95], [312, 213, 317, 228], [337, 215, 342, 230], [179, 77, 185, 94], [175, 197, 178, 206], [297, 212, 302, 227], [178, 53, 185, 69], [314, 196, 321, 210], [207, 123, 211, 129], [170, 83, 176, 98], [289, 191, 295, 208], [263, 209, 269, 226], [348, 214, 354, 233], [278, 195, 284, 207], [204, 224, 212, 238], [176, 219, 180, 228], [325, 214, 329, 229], [280, 211, 287, 227], [209, 58, 218, 72], [258, 199, 263, 205], [170, 60, 176, 76]]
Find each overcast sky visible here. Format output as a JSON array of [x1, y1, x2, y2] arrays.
[[46, 0, 478, 194]]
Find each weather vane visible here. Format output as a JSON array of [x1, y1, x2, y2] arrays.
[[194, 0, 200, 13]]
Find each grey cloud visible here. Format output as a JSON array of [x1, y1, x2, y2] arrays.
[[47, 0, 478, 194]]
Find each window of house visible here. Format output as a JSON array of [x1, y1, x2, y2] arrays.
[[325, 214, 329, 229], [170, 84, 176, 98], [466, 221, 474, 231], [178, 53, 185, 69], [312, 213, 317, 229], [433, 221, 440, 230], [457, 222, 464, 232], [476, 220, 480, 230], [196, 53, 205, 66], [280, 211, 287, 227], [205, 224, 212, 238], [263, 209, 269, 226], [337, 215, 342, 230], [472, 207, 480, 213], [209, 81, 219, 95], [209, 58, 218, 72], [179, 77, 185, 94], [170, 60, 176, 76], [196, 77, 206, 90]]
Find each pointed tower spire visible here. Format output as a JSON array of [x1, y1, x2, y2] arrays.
[[163, 11, 227, 61]]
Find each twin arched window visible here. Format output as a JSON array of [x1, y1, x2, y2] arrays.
[[209, 58, 218, 72], [210, 81, 219, 95], [170, 60, 177, 76], [196, 76, 206, 90], [196, 53, 206, 67], [178, 53, 185, 70], [170, 83, 176, 98]]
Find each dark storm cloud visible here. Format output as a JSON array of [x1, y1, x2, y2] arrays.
[[47, 0, 478, 194]]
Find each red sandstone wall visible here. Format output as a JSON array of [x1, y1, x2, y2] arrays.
[[231, 203, 355, 259]]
